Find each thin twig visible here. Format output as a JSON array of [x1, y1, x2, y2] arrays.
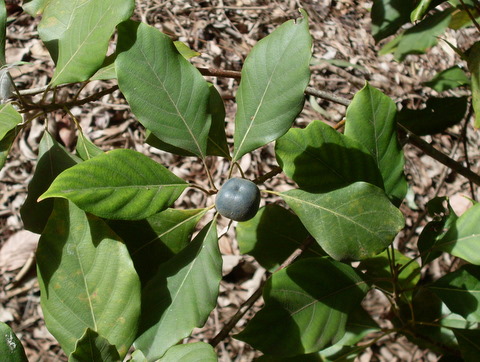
[[254, 166, 282, 185], [209, 236, 314, 347]]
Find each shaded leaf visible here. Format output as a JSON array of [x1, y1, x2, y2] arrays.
[[275, 120, 384, 193], [424, 66, 471, 92], [116, 20, 211, 158], [371, 0, 415, 42], [21, 131, 81, 233], [235, 257, 369, 357], [134, 221, 222, 360], [159, 342, 217, 362], [467, 42, 480, 128], [0, 126, 18, 170], [40, 149, 188, 220], [37, 200, 141, 357], [22, 0, 49, 16], [0, 322, 28, 362], [453, 329, 480, 361], [282, 182, 404, 261], [37, 0, 134, 85], [430, 264, 480, 322], [398, 96, 468, 136], [236, 204, 324, 272], [107, 208, 208, 285], [89, 54, 116, 81], [345, 83, 407, 205], [380, 9, 452, 61], [433, 203, 480, 264], [233, 9, 312, 161], [69, 328, 121, 362], [360, 249, 420, 300]]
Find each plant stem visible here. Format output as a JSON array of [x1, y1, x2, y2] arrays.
[[209, 236, 314, 347], [253, 166, 282, 184], [458, 0, 480, 33]]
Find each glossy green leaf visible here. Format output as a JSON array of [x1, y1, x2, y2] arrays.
[[411, 0, 433, 21], [345, 83, 407, 206], [135, 221, 222, 360], [453, 329, 480, 361], [371, 0, 415, 42], [37, 200, 141, 357], [0, 322, 28, 362], [107, 208, 208, 285], [39, 149, 188, 220], [0, 103, 22, 140], [467, 42, 480, 128], [37, 0, 134, 85], [282, 182, 404, 261], [275, 120, 384, 193], [69, 328, 121, 362], [360, 249, 420, 300], [116, 21, 211, 159], [236, 204, 324, 272], [398, 96, 468, 136], [235, 257, 368, 357], [424, 66, 471, 92], [159, 342, 217, 362], [433, 203, 480, 264], [380, 9, 452, 61], [75, 131, 103, 160], [21, 131, 81, 233], [430, 265, 480, 321], [145, 84, 229, 158], [232, 9, 312, 161]]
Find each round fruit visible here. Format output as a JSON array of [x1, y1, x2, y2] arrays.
[[215, 177, 261, 221]]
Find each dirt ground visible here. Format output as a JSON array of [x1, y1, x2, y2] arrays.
[[0, 0, 478, 361]]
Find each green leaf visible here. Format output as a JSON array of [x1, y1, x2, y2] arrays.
[[145, 84, 230, 158], [130, 350, 147, 362], [380, 9, 452, 61], [37, 0, 134, 85], [433, 203, 480, 264], [236, 204, 325, 272], [75, 131, 103, 160], [107, 208, 208, 285], [116, 20, 211, 159], [21, 131, 81, 233], [360, 249, 420, 300], [235, 257, 369, 357], [0, 0, 6, 65], [371, 0, 415, 42], [275, 120, 384, 193], [37, 200, 141, 358], [424, 66, 471, 92], [453, 329, 480, 361], [69, 328, 121, 362], [281, 182, 404, 261], [411, 0, 434, 21], [159, 342, 217, 362], [0, 126, 18, 170], [0, 103, 22, 140], [173, 41, 201, 59], [22, 0, 49, 16], [232, 9, 312, 161], [467, 42, 480, 128], [135, 221, 222, 360], [345, 83, 407, 206], [398, 96, 468, 136], [89, 54, 116, 81], [0, 322, 28, 362], [418, 196, 458, 265], [430, 264, 480, 322], [39, 149, 188, 220]]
